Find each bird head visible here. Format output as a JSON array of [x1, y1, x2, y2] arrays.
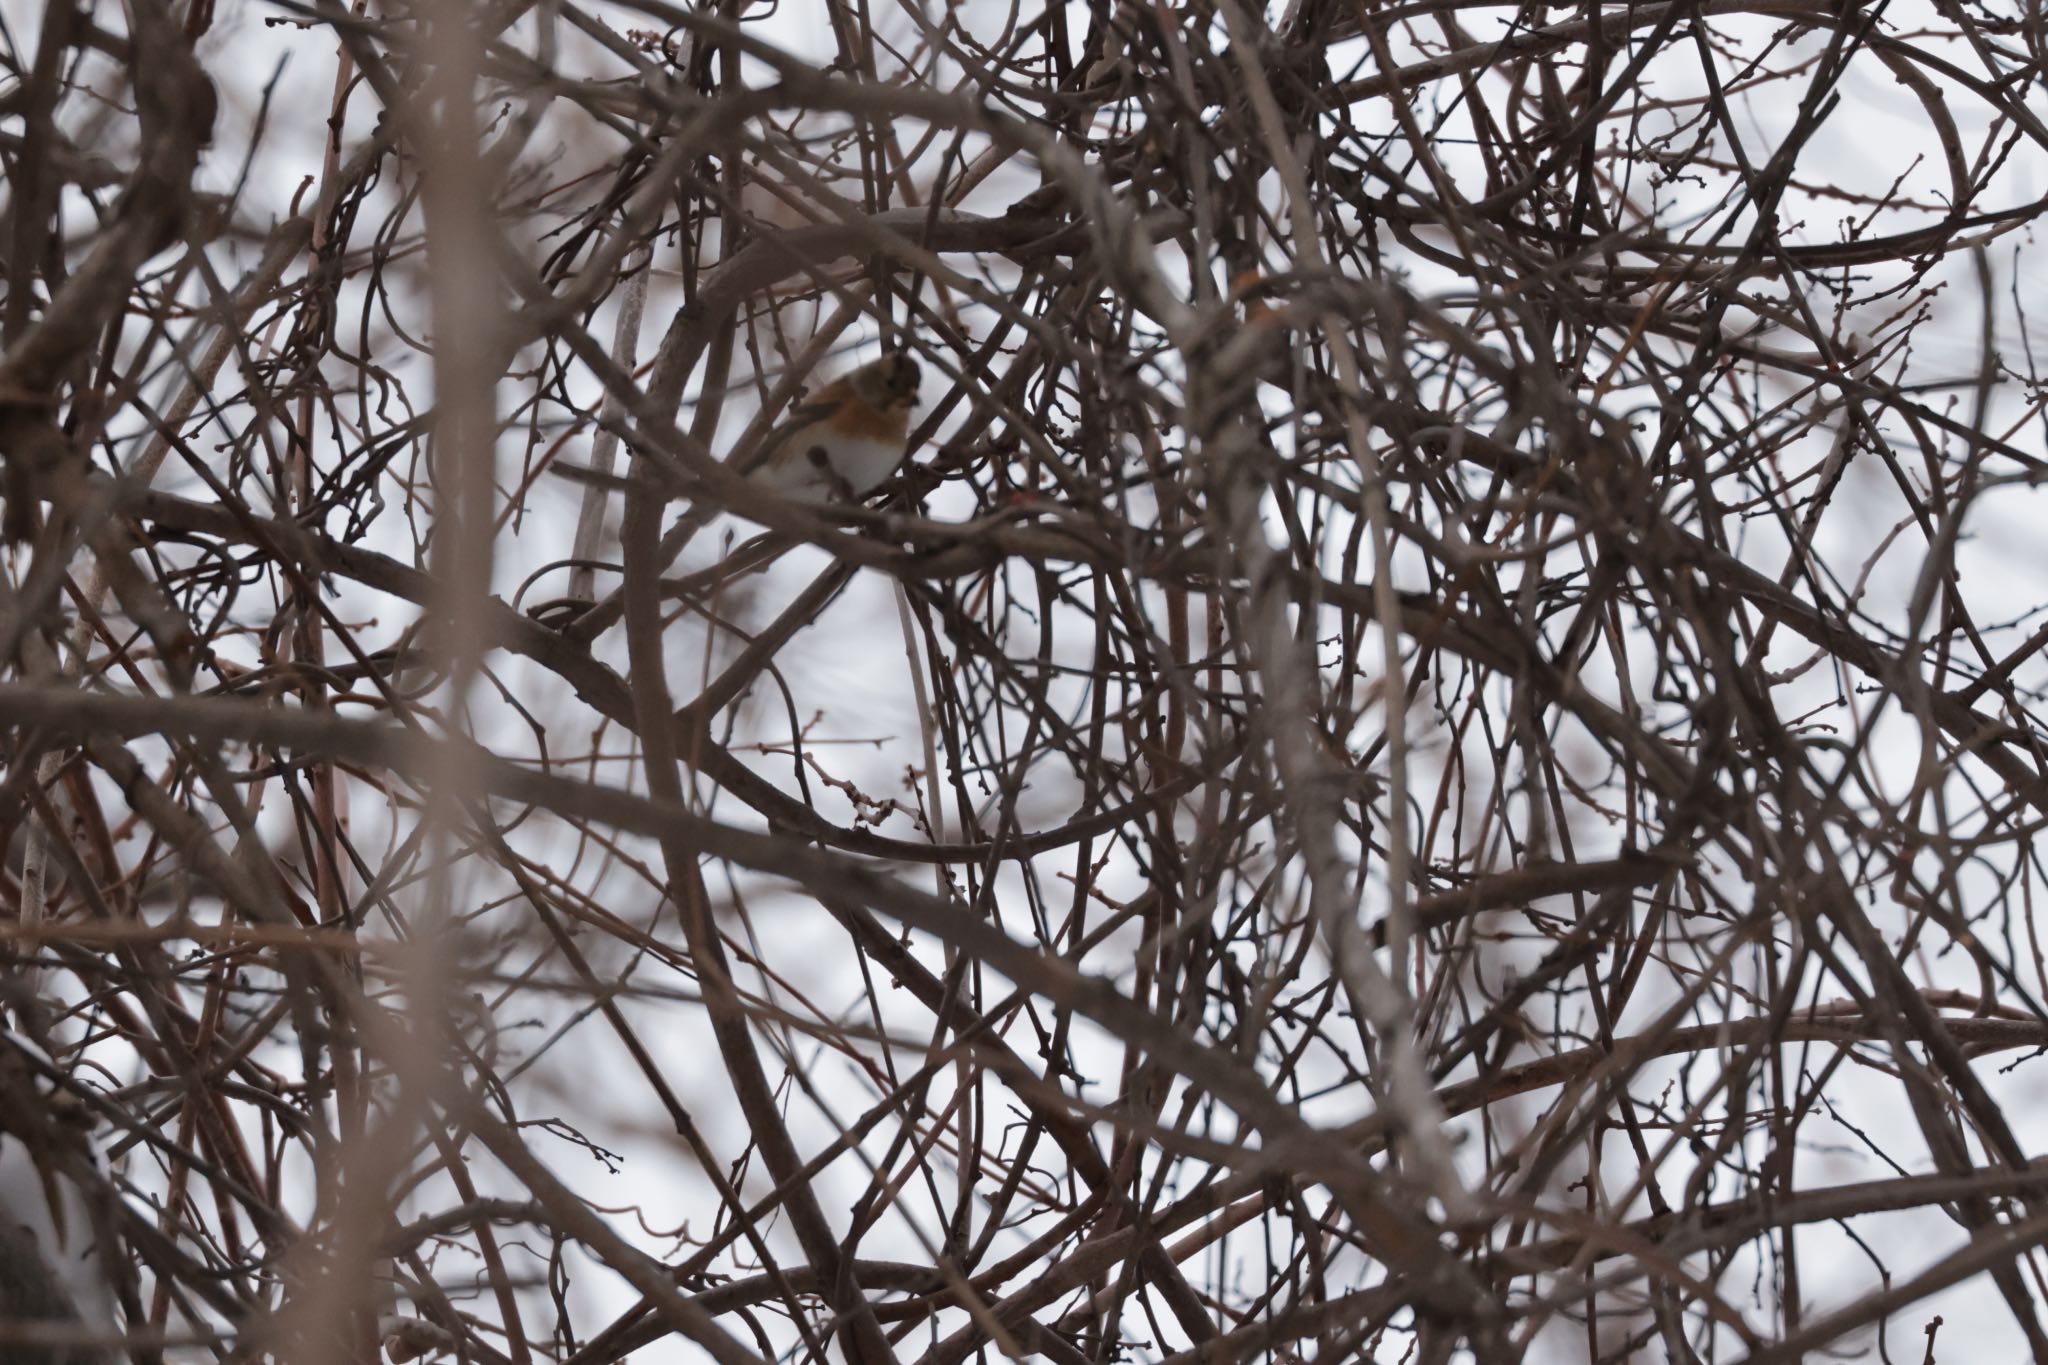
[[848, 352, 922, 414]]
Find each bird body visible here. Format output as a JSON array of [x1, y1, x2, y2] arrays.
[[747, 352, 922, 503]]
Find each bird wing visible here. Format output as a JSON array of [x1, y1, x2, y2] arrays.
[[760, 379, 856, 456]]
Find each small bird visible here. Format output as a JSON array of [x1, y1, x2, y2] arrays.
[[744, 351, 923, 503], [524, 351, 923, 635]]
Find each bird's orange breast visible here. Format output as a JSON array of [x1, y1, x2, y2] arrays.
[[830, 399, 911, 442]]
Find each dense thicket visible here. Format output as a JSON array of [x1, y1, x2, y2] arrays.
[[3, 1, 2048, 1361]]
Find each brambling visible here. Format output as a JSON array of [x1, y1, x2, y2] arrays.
[[744, 351, 923, 502], [524, 352, 922, 634]]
